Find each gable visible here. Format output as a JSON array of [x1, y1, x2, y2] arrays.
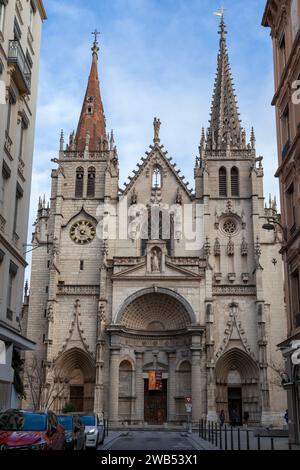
[[122, 144, 193, 206]]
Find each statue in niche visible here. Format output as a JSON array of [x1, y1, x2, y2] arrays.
[[131, 188, 138, 205], [151, 249, 161, 272], [175, 188, 182, 205]]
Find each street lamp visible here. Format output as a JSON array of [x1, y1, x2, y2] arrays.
[[262, 217, 287, 243]]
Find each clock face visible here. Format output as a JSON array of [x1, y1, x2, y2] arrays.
[[70, 220, 96, 244]]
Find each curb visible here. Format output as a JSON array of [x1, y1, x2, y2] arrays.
[[98, 432, 124, 450]]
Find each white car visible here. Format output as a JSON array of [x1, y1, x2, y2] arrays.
[[78, 414, 105, 449]]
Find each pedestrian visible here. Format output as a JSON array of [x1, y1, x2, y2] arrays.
[[219, 409, 225, 427], [243, 411, 249, 428], [284, 409, 288, 429]]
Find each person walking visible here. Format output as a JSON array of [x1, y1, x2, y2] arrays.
[[284, 409, 289, 430], [219, 409, 225, 427], [243, 411, 249, 428]]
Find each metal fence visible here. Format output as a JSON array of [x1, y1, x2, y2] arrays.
[[199, 419, 294, 451]]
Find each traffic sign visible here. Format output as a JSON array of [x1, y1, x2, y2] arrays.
[[185, 396, 192, 404]]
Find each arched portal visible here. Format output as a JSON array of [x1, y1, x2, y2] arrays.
[[53, 348, 95, 413], [109, 288, 200, 425], [116, 287, 195, 330], [215, 348, 260, 425]]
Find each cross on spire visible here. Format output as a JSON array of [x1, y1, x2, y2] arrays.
[[213, 6, 226, 17], [92, 29, 100, 45], [91, 29, 100, 61]]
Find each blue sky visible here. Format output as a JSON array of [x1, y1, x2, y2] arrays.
[[28, 0, 277, 262]]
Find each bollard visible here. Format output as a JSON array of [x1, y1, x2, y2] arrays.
[[257, 435, 261, 450], [231, 426, 234, 450], [271, 437, 274, 450], [238, 427, 241, 450], [246, 430, 250, 450], [205, 419, 207, 440], [219, 423, 223, 450], [215, 422, 218, 447], [288, 442, 292, 451], [224, 424, 228, 450]]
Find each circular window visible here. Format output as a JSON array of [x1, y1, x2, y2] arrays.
[[222, 219, 238, 236]]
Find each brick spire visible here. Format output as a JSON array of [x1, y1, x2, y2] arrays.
[[207, 14, 242, 150], [75, 34, 106, 151]]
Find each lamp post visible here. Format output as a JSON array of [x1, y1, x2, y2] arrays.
[[262, 217, 287, 243]]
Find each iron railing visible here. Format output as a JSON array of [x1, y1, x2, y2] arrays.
[[199, 419, 294, 451], [8, 40, 31, 93]]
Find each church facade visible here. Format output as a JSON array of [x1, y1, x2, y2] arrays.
[[23, 18, 287, 427]]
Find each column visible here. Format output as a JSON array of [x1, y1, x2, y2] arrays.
[[167, 352, 176, 422], [135, 351, 144, 423], [191, 349, 202, 423], [109, 348, 120, 424]]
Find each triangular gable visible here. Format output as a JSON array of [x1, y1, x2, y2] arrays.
[[122, 143, 193, 199]]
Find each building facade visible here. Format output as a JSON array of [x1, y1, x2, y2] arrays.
[[0, 0, 46, 410], [262, 0, 300, 444], [23, 17, 287, 427]]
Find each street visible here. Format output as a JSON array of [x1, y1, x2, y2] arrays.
[[100, 431, 199, 451]]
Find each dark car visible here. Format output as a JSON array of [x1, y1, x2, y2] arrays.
[[0, 409, 65, 450], [57, 414, 85, 450]]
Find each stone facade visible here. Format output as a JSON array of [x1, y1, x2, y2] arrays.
[[23, 17, 287, 427], [262, 0, 300, 444], [0, 0, 46, 410]]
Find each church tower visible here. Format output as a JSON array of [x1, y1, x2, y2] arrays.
[[195, 14, 286, 425], [23, 18, 287, 428]]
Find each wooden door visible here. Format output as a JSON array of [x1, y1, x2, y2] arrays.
[[144, 379, 167, 424]]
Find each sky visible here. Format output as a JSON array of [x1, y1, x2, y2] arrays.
[[27, 0, 277, 274]]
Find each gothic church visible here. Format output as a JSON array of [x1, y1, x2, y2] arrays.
[[23, 17, 287, 427]]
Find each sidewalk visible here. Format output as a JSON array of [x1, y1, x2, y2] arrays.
[[98, 431, 125, 450], [186, 432, 219, 450]]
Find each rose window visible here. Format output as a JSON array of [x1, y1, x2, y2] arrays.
[[222, 219, 237, 235]]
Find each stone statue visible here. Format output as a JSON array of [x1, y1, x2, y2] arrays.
[[151, 249, 161, 272], [153, 117, 161, 143], [131, 188, 138, 205], [175, 188, 182, 205]]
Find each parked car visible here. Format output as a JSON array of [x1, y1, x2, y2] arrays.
[[77, 413, 105, 449], [57, 414, 85, 450], [0, 409, 65, 450]]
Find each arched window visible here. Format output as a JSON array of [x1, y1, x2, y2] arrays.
[[231, 167, 239, 197], [75, 167, 84, 198], [152, 166, 162, 189], [87, 166, 95, 197], [219, 167, 227, 197]]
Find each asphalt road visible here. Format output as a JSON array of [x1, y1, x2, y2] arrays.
[[106, 431, 197, 451]]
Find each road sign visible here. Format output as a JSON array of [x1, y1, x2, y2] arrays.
[[185, 396, 192, 404]]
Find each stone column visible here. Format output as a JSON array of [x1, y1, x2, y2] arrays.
[[191, 348, 202, 423], [109, 348, 120, 424], [135, 351, 144, 424], [167, 352, 177, 422]]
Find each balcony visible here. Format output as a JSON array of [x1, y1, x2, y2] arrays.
[[0, 214, 6, 233], [8, 40, 31, 95], [4, 132, 13, 160]]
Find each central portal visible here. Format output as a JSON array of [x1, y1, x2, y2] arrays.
[[144, 379, 167, 424]]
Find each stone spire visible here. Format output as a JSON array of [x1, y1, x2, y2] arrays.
[[207, 14, 242, 150], [75, 32, 106, 152]]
